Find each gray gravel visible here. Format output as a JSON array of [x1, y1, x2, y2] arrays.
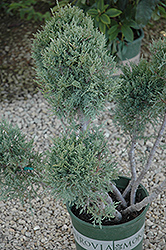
[[0, 92, 165, 250], [0, 14, 166, 250]]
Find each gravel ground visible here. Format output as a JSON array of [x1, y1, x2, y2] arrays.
[[0, 92, 166, 250], [0, 12, 166, 250]]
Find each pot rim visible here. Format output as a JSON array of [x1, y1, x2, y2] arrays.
[[66, 176, 149, 229], [126, 28, 144, 45]]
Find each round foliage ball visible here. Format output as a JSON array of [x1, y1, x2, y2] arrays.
[[32, 5, 116, 119]]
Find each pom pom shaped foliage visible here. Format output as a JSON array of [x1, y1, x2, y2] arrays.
[[0, 120, 43, 203], [113, 54, 166, 135], [45, 128, 118, 226], [32, 5, 116, 120]]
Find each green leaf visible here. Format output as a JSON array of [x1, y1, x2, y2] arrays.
[[97, 0, 104, 11], [102, 4, 109, 12], [25, 0, 36, 5], [43, 11, 51, 21], [158, 6, 166, 17], [100, 14, 110, 24], [109, 29, 119, 41], [119, 0, 129, 11], [99, 22, 106, 34], [95, 15, 99, 22], [160, 1, 166, 8], [20, 9, 26, 19], [116, 47, 123, 60], [122, 44, 127, 55], [136, 0, 160, 27], [129, 20, 140, 29], [162, 12, 166, 18], [87, 8, 98, 16], [105, 8, 122, 17], [151, 11, 160, 21], [121, 25, 134, 42], [111, 40, 118, 54], [8, 2, 24, 11], [108, 24, 119, 35], [26, 7, 35, 20], [27, 13, 33, 21], [52, 1, 69, 11], [158, 6, 166, 12]]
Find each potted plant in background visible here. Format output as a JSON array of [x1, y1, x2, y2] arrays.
[[1, 4, 166, 250], [54, 0, 160, 64]]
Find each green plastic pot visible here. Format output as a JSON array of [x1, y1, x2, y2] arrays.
[[67, 176, 149, 250], [113, 29, 144, 76], [121, 29, 144, 61]]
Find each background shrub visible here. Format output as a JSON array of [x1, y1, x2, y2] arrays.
[[0, 0, 55, 21]]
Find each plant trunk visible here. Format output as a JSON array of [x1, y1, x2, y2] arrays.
[[130, 111, 166, 204], [123, 130, 137, 199], [123, 178, 166, 215]]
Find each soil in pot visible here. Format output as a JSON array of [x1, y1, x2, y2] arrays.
[[71, 184, 145, 226]]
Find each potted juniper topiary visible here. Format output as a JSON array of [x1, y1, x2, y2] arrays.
[[1, 4, 166, 250], [31, 5, 166, 250], [31, 4, 120, 227]]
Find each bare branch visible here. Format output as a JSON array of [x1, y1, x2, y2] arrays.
[[97, 192, 122, 222], [129, 133, 137, 180], [123, 131, 137, 199], [104, 194, 122, 222], [110, 182, 127, 208], [122, 178, 135, 199], [130, 111, 166, 204], [123, 178, 166, 215]]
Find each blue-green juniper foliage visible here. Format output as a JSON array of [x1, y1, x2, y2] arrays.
[[45, 128, 118, 225], [113, 57, 166, 135], [32, 5, 116, 120], [0, 120, 43, 203]]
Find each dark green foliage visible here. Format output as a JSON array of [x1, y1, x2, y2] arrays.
[[0, 119, 43, 203], [0, 0, 52, 21], [113, 38, 166, 135], [152, 0, 166, 21], [135, 0, 160, 27], [32, 5, 116, 120], [45, 127, 118, 226]]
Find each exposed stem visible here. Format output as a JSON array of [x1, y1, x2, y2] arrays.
[[123, 131, 137, 199], [113, 209, 123, 222], [129, 133, 137, 180], [123, 178, 166, 215], [104, 193, 122, 222], [110, 182, 127, 208], [130, 111, 166, 204], [122, 178, 135, 199], [97, 192, 122, 222]]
